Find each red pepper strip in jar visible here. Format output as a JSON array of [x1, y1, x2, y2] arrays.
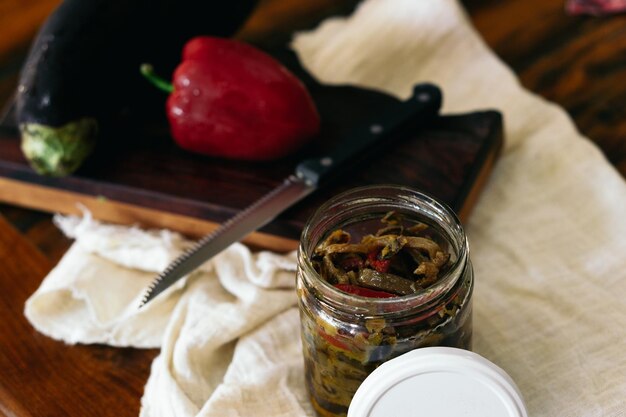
[[334, 284, 396, 298], [317, 329, 352, 351], [366, 250, 391, 273]]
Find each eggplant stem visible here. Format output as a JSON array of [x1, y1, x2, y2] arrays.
[[140, 63, 174, 94]]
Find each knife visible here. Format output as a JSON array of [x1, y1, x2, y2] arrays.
[[139, 83, 442, 307]]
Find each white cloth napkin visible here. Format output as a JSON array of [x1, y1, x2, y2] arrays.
[[24, 0, 626, 416]]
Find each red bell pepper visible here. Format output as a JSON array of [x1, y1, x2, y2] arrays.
[[334, 284, 396, 298], [367, 250, 391, 273], [142, 36, 320, 160]]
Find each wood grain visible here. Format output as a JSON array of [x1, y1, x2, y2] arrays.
[[0, 0, 60, 64], [0, 215, 157, 417], [0, 203, 70, 262], [0, 177, 300, 251], [464, 0, 626, 176]]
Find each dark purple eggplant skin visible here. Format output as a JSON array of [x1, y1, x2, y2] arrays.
[[16, 0, 257, 176]]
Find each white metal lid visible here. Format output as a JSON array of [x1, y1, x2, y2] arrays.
[[347, 347, 528, 417]]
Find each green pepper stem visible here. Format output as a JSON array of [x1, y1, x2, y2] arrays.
[[140, 63, 174, 94]]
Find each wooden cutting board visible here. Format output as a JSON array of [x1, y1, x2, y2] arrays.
[[0, 50, 503, 252]]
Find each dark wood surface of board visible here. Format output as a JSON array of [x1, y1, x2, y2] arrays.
[[0, 107, 503, 244]]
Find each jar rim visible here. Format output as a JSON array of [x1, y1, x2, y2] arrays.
[[298, 184, 469, 314]]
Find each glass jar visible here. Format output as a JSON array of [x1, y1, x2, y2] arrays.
[[296, 185, 473, 417]]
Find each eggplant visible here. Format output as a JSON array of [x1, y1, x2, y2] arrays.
[[16, 0, 256, 176]]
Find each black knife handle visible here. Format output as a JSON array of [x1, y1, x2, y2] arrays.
[[294, 83, 442, 186]]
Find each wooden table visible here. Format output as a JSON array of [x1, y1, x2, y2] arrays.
[[1, 0, 625, 415]]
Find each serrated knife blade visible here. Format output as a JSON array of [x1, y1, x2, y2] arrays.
[[140, 174, 314, 306], [139, 83, 442, 307]]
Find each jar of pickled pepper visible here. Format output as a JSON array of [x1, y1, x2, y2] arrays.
[[296, 185, 474, 417]]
